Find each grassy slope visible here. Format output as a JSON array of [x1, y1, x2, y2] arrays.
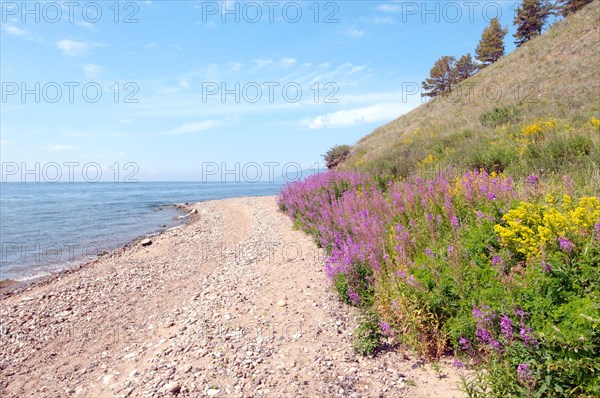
[[347, 1, 599, 189]]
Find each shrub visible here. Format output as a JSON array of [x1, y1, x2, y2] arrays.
[[480, 106, 519, 127], [467, 140, 518, 173], [324, 145, 351, 169], [353, 311, 384, 356]]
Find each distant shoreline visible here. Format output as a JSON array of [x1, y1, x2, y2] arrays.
[[0, 204, 192, 298]]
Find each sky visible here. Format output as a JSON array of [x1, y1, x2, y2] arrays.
[[1, 0, 524, 181]]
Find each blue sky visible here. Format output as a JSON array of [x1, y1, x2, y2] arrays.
[[1, 1, 523, 181]]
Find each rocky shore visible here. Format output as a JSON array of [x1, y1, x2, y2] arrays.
[[0, 196, 464, 397]]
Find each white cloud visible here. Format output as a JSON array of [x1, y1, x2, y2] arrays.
[[281, 57, 297, 68], [229, 62, 243, 71], [341, 27, 365, 38], [347, 65, 366, 76], [56, 39, 92, 56], [83, 64, 104, 78], [144, 42, 159, 48], [376, 4, 401, 13], [361, 16, 395, 25], [306, 102, 407, 129], [1, 139, 14, 146], [253, 58, 273, 68], [4, 26, 27, 37], [166, 120, 220, 135], [158, 80, 191, 94], [47, 144, 75, 151], [76, 21, 99, 32]]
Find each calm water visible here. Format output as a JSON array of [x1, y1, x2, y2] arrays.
[[0, 182, 284, 281]]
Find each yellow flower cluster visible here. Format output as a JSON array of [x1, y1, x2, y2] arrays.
[[419, 154, 437, 167], [521, 118, 557, 138], [512, 118, 557, 155], [494, 196, 600, 260], [591, 117, 600, 127]]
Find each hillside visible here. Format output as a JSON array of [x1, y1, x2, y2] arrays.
[[347, 1, 599, 190]]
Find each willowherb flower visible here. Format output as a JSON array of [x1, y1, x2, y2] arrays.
[[397, 270, 406, 278], [517, 363, 531, 380], [453, 358, 465, 369], [541, 260, 552, 273], [515, 307, 527, 318], [491, 256, 505, 270], [476, 210, 485, 219], [380, 321, 393, 336], [459, 337, 471, 351], [447, 245, 455, 255], [476, 327, 491, 344], [488, 338, 502, 351], [558, 236, 574, 252], [450, 216, 460, 229], [487, 192, 496, 200], [525, 174, 539, 186], [500, 315, 513, 339], [425, 248, 434, 258], [472, 304, 494, 323], [348, 290, 361, 305], [520, 326, 538, 347]]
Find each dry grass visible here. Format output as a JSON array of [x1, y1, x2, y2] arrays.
[[347, 1, 600, 178]]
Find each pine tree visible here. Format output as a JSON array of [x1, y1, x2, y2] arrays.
[[454, 53, 479, 82], [422, 56, 457, 98], [557, 0, 593, 17], [514, 0, 551, 47], [475, 17, 508, 67]]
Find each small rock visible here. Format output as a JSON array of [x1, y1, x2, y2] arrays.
[[164, 382, 181, 394], [140, 239, 152, 247], [207, 388, 220, 396], [277, 300, 287, 307]]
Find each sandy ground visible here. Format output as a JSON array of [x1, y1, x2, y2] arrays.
[[0, 196, 465, 397]]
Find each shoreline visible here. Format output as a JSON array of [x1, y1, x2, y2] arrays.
[[0, 203, 194, 299], [0, 195, 464, 397]]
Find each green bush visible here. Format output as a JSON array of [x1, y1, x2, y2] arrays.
[[324, 145, 351, 169], [480, 107, 519, 127], [353, 311, 384, 356], [467, 141, 518, 173]]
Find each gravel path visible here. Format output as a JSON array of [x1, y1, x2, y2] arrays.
[[1, 196, 465, 397]]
